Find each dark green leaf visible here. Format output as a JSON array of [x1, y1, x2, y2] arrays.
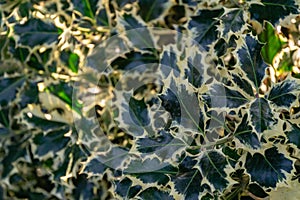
[[238, 35, 268, 89], [234, 114, 260, 149], [172, 156, 203, 200], [188, 9, 223, 50], [220, 8, 245, 36], [160, 47, 180, 77], [232, 74, 254, 97], [24, 114, 67, 131], [115, 178, 141, 199], [14, 19, 60, 47], [33, 127, 70, 156], [1, 144, 26, 178], [250, 98, 275, 133], [206, 84, 249, 108], [0, 76, 25, 107], [185, 51, 203, 87], [138, 0, 169, 22], [137, 130, 185, 155], [286, 123, 300, 148], [268, 80, 298, 108], [82, 157, 108, 175], [129, 162, 176, 185], [249, 0, 299, 24], [72, 174, 103, 200], [259, 21, 286, 65], [72, 0, 98, 18], [119, 13, 155, 49], [138, 187, 174, 200], [96, 8, 109, 26], [198, 151, 229, 190], [245, 147, 293, 188]]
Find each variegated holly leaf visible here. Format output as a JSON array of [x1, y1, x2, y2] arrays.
[[137, 187, 174, 199], [238, 35, 268, 90], [219, 8, 247, 37], [286, 122, 300, 148], [250, 98, 276, 133], [125, 157, 177, 185], [231, 74, 254, 97], [171, 156, 205, 200], [249, 0, 300, 24], [204, 84, 249, 109], [114, 177, 142, 199], [118, 13, 155, 49], [268, 80, 299, 108], [32, 127, 71, 157], [185, 49, 204, 88], [245, 147, 293, 188], [159, 46, 180, 77], [234, 114, 260, 149], [136, 130, 186, 160], [14, 19, 61, 47], [0, 76, 25, 107], [137, 0, 170, 22], [188, 9, 223, 50], [198, 150, 231, 191], [1, 143, 27, 178]]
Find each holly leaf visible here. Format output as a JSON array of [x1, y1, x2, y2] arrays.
[[198, 150, 230, 191], [259, 21, 286, 65], [219, 8, 247, 37], [286, 123, 300, 148], [268, 80, 298, 108], [245, 147, 293, 188], [118, 13, 155, 49], [205, 84, 249, 109], [136, 130, 185, 160], [249, 0, 299, 24], [72, 0, 98, 18], [114, 177, 141, 199], [232, 74, 254, 97], [14, 19, 61, 47], [138, 187, 174, 200], [188, 9, 223, 50], [0, 76, 25, 107], [238, 35, 268, 90], [234, 114, 260, 149], [250, 98, 276, 133], [171, 156, 203, 200], [33, 127, 70, 157], [138, 0, 170, 22]]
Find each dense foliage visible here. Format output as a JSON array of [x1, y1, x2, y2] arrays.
[[0, 0, 300, 199]]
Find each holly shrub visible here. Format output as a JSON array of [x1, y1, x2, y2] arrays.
[[0, 0, 300, 199]]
